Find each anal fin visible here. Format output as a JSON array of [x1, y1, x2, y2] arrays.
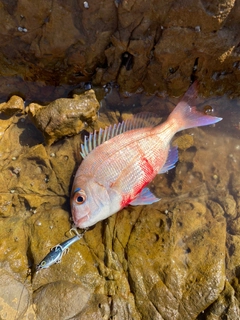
[[159, 146, 178, 174]]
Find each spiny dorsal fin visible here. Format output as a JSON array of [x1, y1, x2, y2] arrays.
[[80, 112, 161, 159]]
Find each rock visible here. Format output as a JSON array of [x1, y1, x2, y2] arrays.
[[207, 200, 225, 218], [76, 294, 111, 319], [0, 216, 29, 276], [0, 0, 239, 100], [173, 134, 194, 151], [126, 201, 226, 319], [33, 281, 92, 319], [27, 89, 100, 144], [0, 112, 19, 144], [0, 193, 13, 217], [0, 269, 30, 320], [219, 195, 237, 219], [203, 281, 240, 319], [0, 96, 24, 115], [0, 91, 239, 319], [228, 217, 240, 236]]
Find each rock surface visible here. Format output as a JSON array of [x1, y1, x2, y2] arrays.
[[0, 0, 239, 102], [0, 269, 30, 320], [27, 89, 100, 145], [0, 96, 24, 115], [0, 90, 240, 319]]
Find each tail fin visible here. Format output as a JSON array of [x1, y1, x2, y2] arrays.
[[168, 101, 222, 132]]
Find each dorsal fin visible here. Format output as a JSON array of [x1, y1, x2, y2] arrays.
[[80, 112, 161, 159]]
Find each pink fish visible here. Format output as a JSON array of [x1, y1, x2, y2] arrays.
[[70, 84, 222, 228]]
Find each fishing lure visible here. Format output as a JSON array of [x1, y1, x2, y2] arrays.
[[36, 229, 86, 271]]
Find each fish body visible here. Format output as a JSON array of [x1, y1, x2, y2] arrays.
[[71, 84, 222, 228]]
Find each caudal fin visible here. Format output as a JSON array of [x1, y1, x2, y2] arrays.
[[167, 82, 222, 131], [168, 100, 222, 132]]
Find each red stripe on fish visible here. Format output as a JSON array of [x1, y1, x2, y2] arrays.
[[120, 195, 132, 208], [120, 157, 155, 209], [140, 157, 154, 177]]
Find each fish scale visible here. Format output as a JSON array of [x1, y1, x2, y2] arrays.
[[77, 128, 151, 179], [78, 127, 168, 184]]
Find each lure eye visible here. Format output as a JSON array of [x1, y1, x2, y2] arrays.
[[73, 190, 87, 205]]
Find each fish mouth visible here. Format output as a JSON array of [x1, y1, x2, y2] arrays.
[[73, 214, 89, 228]]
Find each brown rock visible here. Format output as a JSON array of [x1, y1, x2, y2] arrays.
[[126, 202, 226, 319], [173, 134, 194, 151], [0, 89, 239, 319], [0, 217, 29, 275], [204, 280, 240, 319], [33, 281, 92, 319], [27, 89, 100, 144], [0, 0, 239, 99], [219, 195, 237, 219], [0, 96, 24, 115], [0, 193, 13, 217], [0, 269, 30, 320]]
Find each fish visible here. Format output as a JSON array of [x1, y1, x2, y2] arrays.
[[36, 230, 86, 271], [70, 83, 222, 229]]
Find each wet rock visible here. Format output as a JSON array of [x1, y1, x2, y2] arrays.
[[0, 1, 239, 99], [0, 194, 13, 217], [231, 173, 240, 198], [76, 294, 111, 319], [126, 201, 226, 320], [33, 281, 92, 319], [0, 217, 29, 276], [27, 90, 100, 145], [0, 113, 18, 144], [173, 134, 194, 150], [207, 200, 225, 218], [0, 92, 239, 319], [203, 281, 240, 319], [227, 233, 240, 268], [0, 269, 30, 320], [219, 195, 237, 219], [0, 96, 24, 115], [228, 217, 240, 236]]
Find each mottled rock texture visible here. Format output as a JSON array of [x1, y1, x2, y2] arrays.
[[0, 0, 239, 101], [0, 96, 24, 115], [0, 91, 240, 319], [27, 89, 100, 144], [0, 1, 240, 318]]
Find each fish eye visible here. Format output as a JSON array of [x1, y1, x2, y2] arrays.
[[73, 190, 87, 205], [77, 195, 84, 203], [41, 261, 46, 266]]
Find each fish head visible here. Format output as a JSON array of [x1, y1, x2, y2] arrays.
[[70, 180, 111, 228]]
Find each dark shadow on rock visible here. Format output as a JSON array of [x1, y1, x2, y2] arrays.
[[17, 117, 44, 147]]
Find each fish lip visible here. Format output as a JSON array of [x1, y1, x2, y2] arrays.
[[74, 214, 89, 228]]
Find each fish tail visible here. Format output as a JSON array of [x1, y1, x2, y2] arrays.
[[168, 100, 222, 132]]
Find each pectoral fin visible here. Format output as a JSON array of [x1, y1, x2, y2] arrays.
[[130, 188, 160, 206]]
